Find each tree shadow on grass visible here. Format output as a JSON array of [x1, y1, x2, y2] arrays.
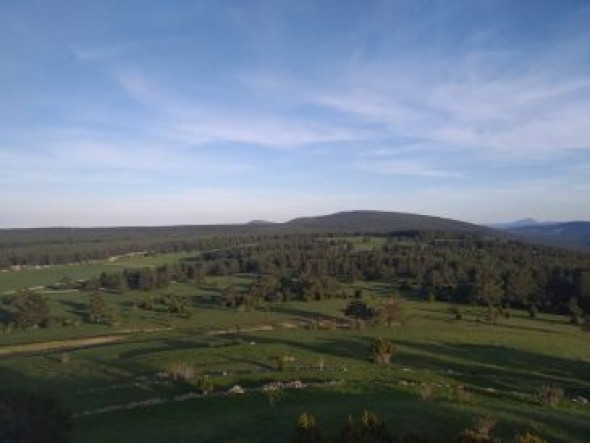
[[118, 338, 212, 359], [269, 305, 346, 323], [393, 340, 590, 395], [60, 299, 87, 316]]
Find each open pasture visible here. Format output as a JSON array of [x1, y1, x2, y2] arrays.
[[1, 279, 588, 442]]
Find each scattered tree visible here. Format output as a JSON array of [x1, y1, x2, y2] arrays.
[[5, 290, 50, 329], [370, 338, 396, 364]]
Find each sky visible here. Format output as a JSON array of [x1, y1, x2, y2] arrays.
[[1, 0, 589, 227]]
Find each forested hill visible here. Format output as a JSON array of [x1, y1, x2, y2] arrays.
[[0, 209, 549, 267], [285, 210, 491, 234]]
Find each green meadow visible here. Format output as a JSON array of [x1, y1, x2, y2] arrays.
[[1, 256, 588, 442]]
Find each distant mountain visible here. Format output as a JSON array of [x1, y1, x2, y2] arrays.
[[283, 210, 492, 234], [507, 221, 590, 251], [247, 220, 275, 225], [489, 218, 539, 229]]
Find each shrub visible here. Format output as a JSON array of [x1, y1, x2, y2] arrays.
[[512, 433, 548, 443], [427, 291, 436, 303], [166, 361, 195, 382], [194, 376, 214, 394], [539, 385, 563, 407], [567, 297, 583, 324], [370, 338, 396, 364], [273, 354, 287, 371], [344, 300, 376, 320], [449, 305, 463, 320], [457, 416, 498, 443], [528, 305, 538, 318], [337, 410, 393, 443], [291, 412, 323, 443], [349, 318, 365, 330], [453, 385, 472, 403], [5, 290, 50, 329], [419, 384, 434, 401]]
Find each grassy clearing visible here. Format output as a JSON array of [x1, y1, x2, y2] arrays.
[[0, 251, 199, 295], [1, 279, 588, 442]]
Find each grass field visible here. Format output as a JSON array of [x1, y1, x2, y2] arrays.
[[1, 267, 589, 442], [0, 251, 198, 295]]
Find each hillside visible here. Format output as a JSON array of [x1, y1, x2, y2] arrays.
[[508, 221, 590, 251], [284, 210, 492, 234], [0, 210, 498, 266]]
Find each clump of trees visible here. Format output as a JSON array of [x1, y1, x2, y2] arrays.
[[87, 293, 118, 325], [3, 290, 49, 329], [344, 300, 376, 321]]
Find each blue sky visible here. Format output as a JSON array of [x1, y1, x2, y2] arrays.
[[1, 0, 589, 227]]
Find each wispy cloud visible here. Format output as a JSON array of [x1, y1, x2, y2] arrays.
[[306, 54, 590, 157], [356, 159, 462, 178], [2, 1, 589, 225], [111, 70, 370, 148]]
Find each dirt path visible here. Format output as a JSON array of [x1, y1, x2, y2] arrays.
[[205, 324, 275, 336], [0, 335, 126, 356], [0, 327, 172, 357]]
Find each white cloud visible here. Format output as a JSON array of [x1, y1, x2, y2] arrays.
[[111, 70, 370, 149], [356, 159, 462, 178]]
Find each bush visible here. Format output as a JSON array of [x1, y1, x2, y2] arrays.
[[5, 291, 50, 329], [291, 412, 322, 443], [337, 410, 393, 443], [166, 361, 195, 382], [567, 297, 583, 324], [457, 416, 498, 443], [528, 305, 538, 318], [419, 384, 434, 401], [344, 300, 376, 320], [370, 338, 396, 364], [449, 305, 463, 320], [452, 385, 472, 403], [194, 376, 214, 394], [539, 385, 563, 407], [512, 433, 548, 443], [348, 318, 365, 330]]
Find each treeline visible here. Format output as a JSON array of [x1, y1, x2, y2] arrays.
[[0, 227, 270, 268], [78, 232, 590, 316], [193, 234, 590, 315]]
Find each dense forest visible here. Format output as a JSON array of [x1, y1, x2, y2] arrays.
[[0, 211, 492, 267], [2, 211, 589, 323], [45, 232, 590, 319]]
